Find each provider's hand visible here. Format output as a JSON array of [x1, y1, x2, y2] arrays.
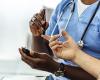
[[49, 31, 80, 61], [19, 48, 59, 73], [30, 9, 48, 36]]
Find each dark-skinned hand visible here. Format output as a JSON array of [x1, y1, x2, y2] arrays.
[[19, 48, 59, 73], [29, 9, 49, 36]]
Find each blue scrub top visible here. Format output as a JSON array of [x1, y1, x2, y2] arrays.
[[46, 0, 100, 59]]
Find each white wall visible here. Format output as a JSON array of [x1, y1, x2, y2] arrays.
[[43, 0, 61, 8], [0, 0, 61, 60], [0, 0, 42, 60]]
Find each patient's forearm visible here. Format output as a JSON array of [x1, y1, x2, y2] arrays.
[[32, 36, 53, 55], [64, 65, 96, 80]]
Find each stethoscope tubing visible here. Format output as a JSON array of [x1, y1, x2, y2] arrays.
[[51, 0, 75, 36], [80, 1, 100, 41]]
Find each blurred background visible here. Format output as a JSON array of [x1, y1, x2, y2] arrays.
[[0, 0, 61, 79]]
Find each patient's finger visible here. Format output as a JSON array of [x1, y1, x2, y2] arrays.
[[41, 35, 50, 41], [19, 48, 34, 61]]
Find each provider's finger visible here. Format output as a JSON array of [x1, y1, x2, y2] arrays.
[[51, 44, 63, 51], [62, 31, 71, 40], [49, 35, 60, 42], [49, 41, 63, 48]]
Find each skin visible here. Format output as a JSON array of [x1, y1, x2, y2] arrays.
[[49, 31, 100, 79], [48, 31, 78, 61], [81, 0, 97, 5], [19, 0, 98, 80], [19, 48, 59, 73]]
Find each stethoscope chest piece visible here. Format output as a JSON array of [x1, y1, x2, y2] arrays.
[[77, 1, 100, 49], [77, 40, 84, 48]]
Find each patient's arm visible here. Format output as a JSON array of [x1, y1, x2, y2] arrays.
[[29, 9, 53, 55], [32, 36, 52, 55]]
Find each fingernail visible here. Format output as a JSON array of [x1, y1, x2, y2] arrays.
[[41, 35, 44, 37]]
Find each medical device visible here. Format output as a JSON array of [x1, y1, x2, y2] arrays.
[[77, 1, 100, 48], [51, 0, 75, 36]]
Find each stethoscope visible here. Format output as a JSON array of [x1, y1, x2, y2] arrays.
[[51, 0, 75, 36], [50, 0, 100, 48], [77, 1, 100, 48]]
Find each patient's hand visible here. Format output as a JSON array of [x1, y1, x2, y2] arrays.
[[30, 9, 48, 36], [19, 48, 59, 73]]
